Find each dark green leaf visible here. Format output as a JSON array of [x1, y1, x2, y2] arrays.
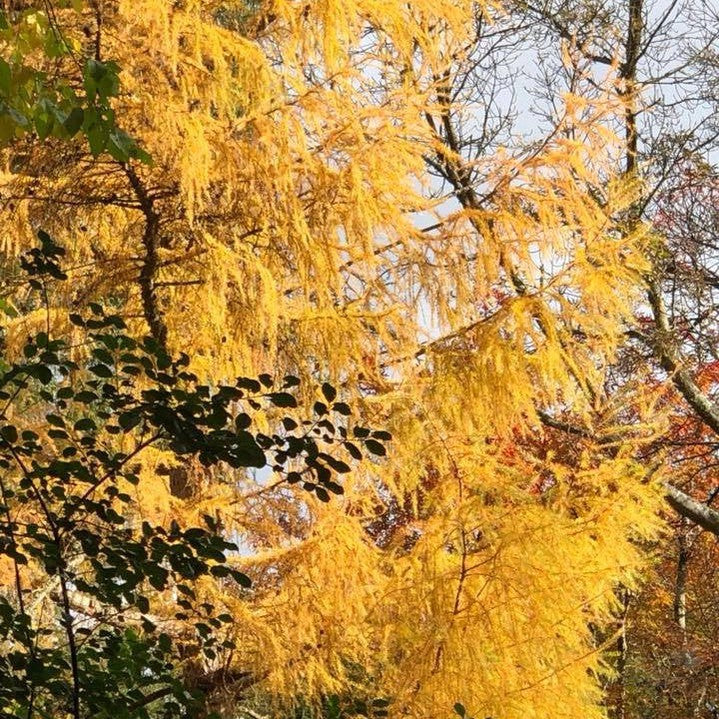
[[0, 425, 17, 443], [321, 382, 337, 402], [364, 439, 386, 457], [74, 418, 96, 432], [89, 363, 113, 378], [235, 413, 251, 431], [63, 107, 84, 136], [268, 392, 297, 408]]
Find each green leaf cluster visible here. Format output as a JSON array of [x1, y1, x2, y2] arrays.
[[0, 6, 149, 162], [0, 233, 390, 718]]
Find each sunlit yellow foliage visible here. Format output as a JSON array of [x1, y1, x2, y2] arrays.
[[0, 1, 665, 718]]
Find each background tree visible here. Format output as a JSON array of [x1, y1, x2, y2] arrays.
[[489, 1, 719, 716]]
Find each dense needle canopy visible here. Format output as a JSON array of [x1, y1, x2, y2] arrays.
[[0, 2, 674, 718]]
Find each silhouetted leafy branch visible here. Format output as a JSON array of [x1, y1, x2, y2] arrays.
[[0, 233, 390, 718]]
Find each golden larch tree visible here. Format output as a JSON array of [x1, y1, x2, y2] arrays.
[[0, 2, 667, 718]]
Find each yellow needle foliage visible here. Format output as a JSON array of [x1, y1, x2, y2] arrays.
[[0, 2, 664, 718]]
